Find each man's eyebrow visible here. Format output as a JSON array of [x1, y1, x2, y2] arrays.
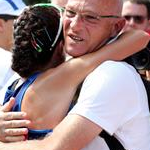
[[65, 6, 100, 15]]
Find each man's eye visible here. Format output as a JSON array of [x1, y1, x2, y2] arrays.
[[85, 15, 97, 20], [84, 15, 99, 23], [66, 9, 76, 17]]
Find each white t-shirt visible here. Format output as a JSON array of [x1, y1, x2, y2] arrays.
[[69, 60, 150, 150], [0, 73, 20, 105], [0, 48, 14, 91]]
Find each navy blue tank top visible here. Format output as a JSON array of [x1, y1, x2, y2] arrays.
[[3, 72, 52, 139]]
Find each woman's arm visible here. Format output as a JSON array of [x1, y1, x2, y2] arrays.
[[0, 98, 30, 142], [59, 29, 150, 85], [22, 29, 150, 129]]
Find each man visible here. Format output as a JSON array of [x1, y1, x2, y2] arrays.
[[122, 0, 150, 32], [0, 0, 150, 150], [0, 0, 26, 91], [0, 0, 26, 51], [122, 0, 150, 80]]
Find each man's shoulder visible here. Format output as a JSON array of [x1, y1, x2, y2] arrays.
[[98, 60, 127, 69], [81, 60, 145, 103], [83, 60, 140, 87], [90, 60, 136, 77]]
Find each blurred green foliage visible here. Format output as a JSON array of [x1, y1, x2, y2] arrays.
[[24, 0, 51, 5]]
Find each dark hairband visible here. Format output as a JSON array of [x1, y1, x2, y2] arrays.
[[0, 14, 17, 21]]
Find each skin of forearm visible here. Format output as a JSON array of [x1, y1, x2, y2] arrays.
[[98, 30, 150, 61], [0, 135, 62, 150], [0, 114, 102, 150], [0, 140, 42, 150]]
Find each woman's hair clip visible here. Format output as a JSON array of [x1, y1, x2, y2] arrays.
[[31, 32, 43, 53]]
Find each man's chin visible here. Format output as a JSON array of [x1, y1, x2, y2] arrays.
[[65, 41, 87, 57], [65, 49, 85, 57]]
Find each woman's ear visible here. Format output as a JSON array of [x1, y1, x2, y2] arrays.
[[51, 41, 65, 67]]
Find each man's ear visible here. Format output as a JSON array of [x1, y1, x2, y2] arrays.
[[0, 19, 5, 32], [112, 18, 126, 36]]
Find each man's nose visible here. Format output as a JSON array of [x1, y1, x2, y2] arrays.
[[127, 18, 136, 25], [126, 18, 137, 28]]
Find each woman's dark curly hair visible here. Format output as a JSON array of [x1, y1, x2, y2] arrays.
[[11, 4, 64, 78]]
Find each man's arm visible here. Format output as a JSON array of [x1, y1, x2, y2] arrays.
[[0, 98, 30, 142], [0, 114, 102, 150]]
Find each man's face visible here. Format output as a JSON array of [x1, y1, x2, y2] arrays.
[[122, 1, 150, 31], [63, 0, 122, 57]]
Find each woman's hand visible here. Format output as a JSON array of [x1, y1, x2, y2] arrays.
[[0, 97, 30, 142]]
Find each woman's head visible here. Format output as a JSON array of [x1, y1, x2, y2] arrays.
[[12, 3, 64, 78]]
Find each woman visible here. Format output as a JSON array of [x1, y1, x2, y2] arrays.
[[3, 3, 150, 139]]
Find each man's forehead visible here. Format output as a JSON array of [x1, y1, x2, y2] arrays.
[[66, 0, 109, 13], [122, 2, 148, 16], [66, 0, 122, 15]]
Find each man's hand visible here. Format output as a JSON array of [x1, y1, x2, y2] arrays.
[[0, 97, 30, 142]]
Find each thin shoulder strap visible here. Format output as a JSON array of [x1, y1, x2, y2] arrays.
[[13, 72, 40, 111], [4, 78, 21, 104], [99, 131, 125, 150]]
